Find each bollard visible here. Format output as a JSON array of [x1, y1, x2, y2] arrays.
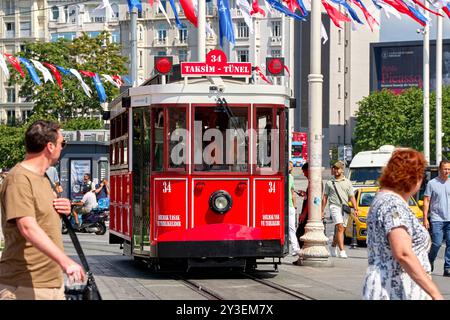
[[350, 218, 358, 249]]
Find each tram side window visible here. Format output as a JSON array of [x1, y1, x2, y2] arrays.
[[152, 108, 164, 171], [168, 107, 187, 170], [256, 107, 282, 172], [194, 106, 248, 172]]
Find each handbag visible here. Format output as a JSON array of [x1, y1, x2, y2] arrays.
[[45, 173, 102, 300], [332, 181, 352, 215], [62, 215, 103, 300]]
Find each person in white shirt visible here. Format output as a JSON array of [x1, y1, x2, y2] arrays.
[[72, 186, 98, 227]]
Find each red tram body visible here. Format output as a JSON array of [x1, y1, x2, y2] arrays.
[[108, 76, 290, 270]]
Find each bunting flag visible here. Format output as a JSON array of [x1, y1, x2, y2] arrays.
[[217, 0, 236, 47], [266, 0, 306, 20], [250, 0, 266, 16], [254, 66, 272, 84], [168, 0, 184, 28], [127, 0, 142, 12], [69, 68, 92, 98], [321, 21, 329, 44], [412, 0, 442, 16], [4, 53, 25, 78], [373, 0, 402, 19], [18, 57, 42, 85], [444, 4, 450, 18], [284, 65, 291, 76], [330, 0, 364, 24], [148, 0, 154, 6], [382, 0, 425, 25], [43, 62, 63, 90], [180, 0, 198, 27], [157, 0, 172, 25], [102, 74, 121, 88], [264, 0, 275, 14], [31, 59, 54, 84], [236, 0, 255, 34], [296, 0, 309, 16], [113, 75, 125, 86], [206, 20, 217, 37], [56, 65, 70, 76], [81, 71, 107, 102], [351, 0, 379, 31], [94, 0, 116, 17], [321, 0, 351, 28], [0, 53, 10, 79], [405, 2, 428, 26]]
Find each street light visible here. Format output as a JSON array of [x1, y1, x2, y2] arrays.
[[298, 0, 331, 266]]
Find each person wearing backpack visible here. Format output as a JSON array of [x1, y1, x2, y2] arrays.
[[322, 161, 358, 258]]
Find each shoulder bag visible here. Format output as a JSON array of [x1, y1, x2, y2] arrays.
[[46, 173, 102, 300], [332, 181, 352, 216]]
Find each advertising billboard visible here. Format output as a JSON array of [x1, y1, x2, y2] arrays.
[[371, 41, 450, 93]]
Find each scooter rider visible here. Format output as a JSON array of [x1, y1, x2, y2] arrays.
[[72, 186, 97, 228]]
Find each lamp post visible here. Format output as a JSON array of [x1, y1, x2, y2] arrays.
[[436, 12, 443, 164], [423, 6, 430, 163], [298, 0, 331, 266], [130, 7, 138, 87]]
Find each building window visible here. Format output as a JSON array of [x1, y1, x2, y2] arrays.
[[20, 22, 31, 37], [157, 51, 167, 56], [139, 51, 143, 68], [179, 26, 188, 44], [7, 110, 16, 126], [237, 49, 249, 62], [338, 84, 341, 99], [157, 0, 167, 13], [22, 110, 32, 122], [138, 26, 143, 41], [338, 57, 341, 72], [51, 6, 59, 20], [5, 22, 15, 37], [157, 28, 167, 44], [179, 49, 188, 62], [271, 21, 281, 37], [237, 21, 249, 38], [5, 0, 15, 15], [206, 1, 214, 15], [6, 88, 15, 103], [338, 30, 342, 45], [271, 49, 281, 57], [111, 31, 120, 43]]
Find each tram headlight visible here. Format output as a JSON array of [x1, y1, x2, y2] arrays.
[[209, 190, 232, 214]]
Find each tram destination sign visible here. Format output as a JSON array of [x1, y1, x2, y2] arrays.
[[181, 49, 251, 77]]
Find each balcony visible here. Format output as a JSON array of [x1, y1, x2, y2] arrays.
[[154, 38, 168, 46], [270, 36, 282, 46]]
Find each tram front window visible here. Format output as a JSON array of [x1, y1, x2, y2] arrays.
[[194, 106, 248, 172]]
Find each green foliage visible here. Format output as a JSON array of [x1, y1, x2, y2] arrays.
[[63, 118, 103, 130], [9, 31, 128, 120], [0, 125, 26, 169], [354, 87, 450, 163]]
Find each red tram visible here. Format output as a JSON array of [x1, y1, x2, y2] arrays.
[[108, 69, 291, 271]]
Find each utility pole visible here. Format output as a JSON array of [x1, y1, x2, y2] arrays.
[[436, 12, 443, 164], [299, 0, 331, 266], [130, 7, 138, 87], [423, 6, 430, 163]]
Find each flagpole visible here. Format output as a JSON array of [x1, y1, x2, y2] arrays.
[[423, 4, 430, 163], [197, 0, 206, 61], [436, 11, 443, 164], [130, 7, 138, 86], [298, 0, 331, 266]]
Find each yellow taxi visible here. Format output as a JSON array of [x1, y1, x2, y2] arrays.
[[344, 186, 424, 245]]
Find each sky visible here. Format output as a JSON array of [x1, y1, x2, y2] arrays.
[[379, 13, 450, 42]]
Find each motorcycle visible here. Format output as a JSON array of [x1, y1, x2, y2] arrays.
[[62, 198, 109, 236]]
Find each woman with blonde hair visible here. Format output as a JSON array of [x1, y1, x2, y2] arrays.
[[362, 148, 443, 300]]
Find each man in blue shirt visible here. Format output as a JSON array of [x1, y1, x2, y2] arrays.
[[424, 160, 450, 277]]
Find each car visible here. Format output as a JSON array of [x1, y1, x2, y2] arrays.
[[344, 186, 424, 246]]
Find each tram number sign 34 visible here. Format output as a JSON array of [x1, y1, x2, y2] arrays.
[[181, 50, 252, 77]]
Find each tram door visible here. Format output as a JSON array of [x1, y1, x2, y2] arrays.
[[132, 108, 151, 255]]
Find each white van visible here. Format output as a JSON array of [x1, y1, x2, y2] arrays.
[[347, 145, 396, 187]]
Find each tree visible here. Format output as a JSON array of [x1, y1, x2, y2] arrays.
[[9, 31, 128, 121], [354, 87, 450, 163]]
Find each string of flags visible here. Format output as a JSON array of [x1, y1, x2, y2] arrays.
[[0, 52, 125, 103], [125, 0, 450, 47]]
